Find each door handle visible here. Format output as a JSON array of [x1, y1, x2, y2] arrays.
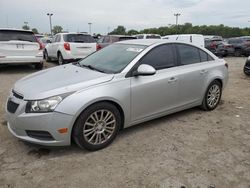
[[168, 77, 178, 83], [200, 70, 208, 75]]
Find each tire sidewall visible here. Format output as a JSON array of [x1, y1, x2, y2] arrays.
[[58, 53, 64, 65], [203, 80, 222, 110], [73, 102, 121, 151]]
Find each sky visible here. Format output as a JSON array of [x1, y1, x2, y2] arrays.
[[0, 0, 250, 34]]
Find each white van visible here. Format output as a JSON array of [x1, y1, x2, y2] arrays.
[[162, 34, 205, 48]]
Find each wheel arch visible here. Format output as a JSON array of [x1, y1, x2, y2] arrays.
[[70, 99, 125, 143]]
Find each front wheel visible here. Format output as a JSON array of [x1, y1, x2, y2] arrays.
[[201, 80, 222, 111], [73, 102, 121, 151]]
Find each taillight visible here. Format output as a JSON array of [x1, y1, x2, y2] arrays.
[[35, 36, 43, 50], [96, 44, 102, 51], [64, 42, 70, 51], [210, 42, 216, 49]]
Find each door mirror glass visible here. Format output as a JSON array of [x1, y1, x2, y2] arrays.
[[133, 64, 156, 76]]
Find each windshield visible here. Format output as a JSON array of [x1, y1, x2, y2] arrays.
[[78, 44, 146, 73], [64, 34, 95, 43]]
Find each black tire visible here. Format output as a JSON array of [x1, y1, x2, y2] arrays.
[[34, 62, 44, 70], [58, 52, 64, 65], [73, 102, 121, 151], [44, 50, 51, 62], [234, 49, 242, 57], [201, 80, 222, 111]]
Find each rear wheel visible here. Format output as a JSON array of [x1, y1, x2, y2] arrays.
[[201, 80, 222, 111], [234, 49, 242, 57], [44, 50, 51, 62], [58, 52, 64, 65], [73, 102, 121, 151], [34, 62, 43, 70]]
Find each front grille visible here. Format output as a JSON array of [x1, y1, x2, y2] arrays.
[[12, 90, 23, 99], [7, 100, 19, 113], [26, 130, 55, 141]]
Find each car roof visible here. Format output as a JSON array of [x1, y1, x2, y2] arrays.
[[118, 39, 207, 47], [0, 28, 33, 33], [118, 39, 168, 46]]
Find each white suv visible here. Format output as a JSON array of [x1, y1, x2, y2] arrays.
[[44, 33, 97, 65], [0, 28, 44, 69]]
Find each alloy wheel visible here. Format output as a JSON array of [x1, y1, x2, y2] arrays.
[[83, 110, 116, 145], [207, 84, 221, 108]]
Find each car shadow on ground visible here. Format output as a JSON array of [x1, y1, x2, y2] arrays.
[[0, 64, 37, 74], [20, 106, 202, 158]]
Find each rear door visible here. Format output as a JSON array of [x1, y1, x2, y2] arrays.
[[64, 34, 96, 58], [0, 30, 40, 57], [175, 44, 213, 106]]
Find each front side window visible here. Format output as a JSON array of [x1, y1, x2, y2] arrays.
[[139, 44, 175, 70], [177, 44, 201, 65], [78, 44, 146, 73]]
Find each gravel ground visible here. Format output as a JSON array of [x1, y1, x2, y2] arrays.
[[0, 58, 249, 188]]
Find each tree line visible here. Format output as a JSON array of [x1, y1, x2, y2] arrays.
[[110, 23, 250, 38]]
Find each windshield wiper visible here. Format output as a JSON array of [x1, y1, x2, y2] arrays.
[[80, 64, 106, 73]]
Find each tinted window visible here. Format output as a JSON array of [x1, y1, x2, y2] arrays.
[[140, 44, 175, 70], [0, 30, 36, 42], [177, 44, 201, 65], [119, 37, 136, 41], [199, 50, 208, 62], [146, 35, 161, 39], [137, 35, 144, 39], [63, 34, 95, 43]]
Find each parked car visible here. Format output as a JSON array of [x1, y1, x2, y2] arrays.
[[228, 37, 250, 57], [134, 34, 161, 39], [205, 39, 234, 57], [97, 35, 136, 50], [44, 32, 97, 65], [39, 37, 52, 47], [6, 40, 228, 151], [244, 56, 250, 75], [0, 29, 44, 69], [162, 34, 205, 48]]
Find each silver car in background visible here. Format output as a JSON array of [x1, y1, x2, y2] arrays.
[[0, 28, 44, 69], [6, 40, 228, 150]]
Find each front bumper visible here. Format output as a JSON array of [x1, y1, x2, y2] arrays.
[[0, 55, 43, 64], [6, 93, 74, 146]]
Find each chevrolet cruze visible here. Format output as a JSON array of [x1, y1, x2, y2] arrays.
[[6, 40, 228, 151]]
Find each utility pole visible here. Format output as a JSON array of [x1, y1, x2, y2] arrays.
[[47, 13, 53, 36], [88, 23, 92, 35], [174, 13, 181, 33]]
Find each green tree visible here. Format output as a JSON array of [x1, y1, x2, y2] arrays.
[[31, 28, 38, 34], [109, 26, 126, 35], [127, 29, 139, 35], [52, 25, 63, 35], [22, 25, 30, 30]]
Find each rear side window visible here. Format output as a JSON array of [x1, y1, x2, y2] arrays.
[[177, 44, 201, 65], [0, 30, 36, 42], [199, 49, 214, 62], [118, 37, 136, 41], [140, 44, 175, 70], [63, 34, 95, 43], [146, 35, 161, 39]]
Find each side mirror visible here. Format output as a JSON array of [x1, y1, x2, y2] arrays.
[[133, 64, 156, 76]]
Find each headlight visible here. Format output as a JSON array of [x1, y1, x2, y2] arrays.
[[26, 95, 63, 113]]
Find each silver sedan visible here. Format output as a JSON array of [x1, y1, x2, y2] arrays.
[[6, 40, 228, 150]]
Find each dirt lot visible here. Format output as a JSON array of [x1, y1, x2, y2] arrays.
[[0, 58, 249, 188]]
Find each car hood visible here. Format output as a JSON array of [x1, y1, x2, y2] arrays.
[[13, 64, 114, 100]]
